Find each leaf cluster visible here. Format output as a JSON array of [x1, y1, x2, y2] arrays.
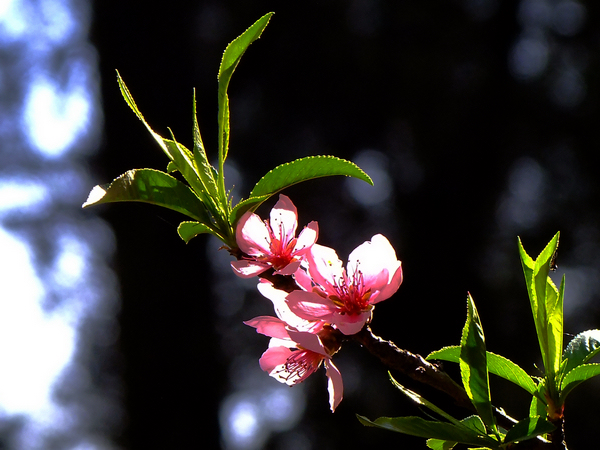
[[359, 233, 600, 448], [82, 13, 372, 250]]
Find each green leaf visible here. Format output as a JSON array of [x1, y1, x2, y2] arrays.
[[559, 363, 600, 403], [229, 194, 272, 229], [503, 416, 555, 444], [115, 72, 223, 217], [460, 293, 497, 434], [388, 375, 464, 428], [518, 233, 562, 395], [177, 221, 221, 243], [546, 274, 565, 375], [426, 438, 456, 450], [426, 417, 488, 450], [192, 89, 219, 200], [563, 329, 600, 374], [357, 415, 497, 448], [82, 169, 213, 224], [249, 155, 373, 198], [529, 378, 548, 417], [427, 346, 537, 395], [217, 12, 273, 195]]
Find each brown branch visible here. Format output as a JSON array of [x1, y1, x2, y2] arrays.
[[352, 326, 474, 411]]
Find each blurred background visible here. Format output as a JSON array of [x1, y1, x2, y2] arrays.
[[1, 0, 599, 448]]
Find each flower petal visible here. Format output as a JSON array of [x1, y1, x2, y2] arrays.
[[270, 194, 298, 243], [286, 290, 338, 322], [244, 316, 290, 339], [274, 259, 302, 276], [293, 221, 319, 255], [332, 310, 372, 335], [236, 211, 271, 256], [287, 329, 327, 356], [307, 244, 343, 293], [375, 263, 403, 303], [348, 234, 402, 298], [257, 281, 323, 333], [259, 346, 293, 374], [231, 259, 270, 278], [325, 359, 343, 412]]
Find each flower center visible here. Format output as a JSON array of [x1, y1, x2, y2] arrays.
[[277, 349, 322, 384], [330, 264, 372, 316], [260, 219, 298, 270]]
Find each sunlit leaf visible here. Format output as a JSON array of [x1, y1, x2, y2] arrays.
[[559, 363, 600, 403], [518, 232, 562, 392], [460, 294, 497, 434], [82, 169, 212, 224], [388, 375, 463, 428], [503, 416, 554, 444], [115, 72, 222, 217], [563, 329, 600, 374], [177, 221, 221, 243], [217, 12, 273, 179], [229, 194, 272, 229], [192, 89, 218, 200], [426, 438, 456, 450], [427, 346, 537, 395], [357, 415, 497, 448], [249, 155, 373, 199], [529, 378, 548, 418]]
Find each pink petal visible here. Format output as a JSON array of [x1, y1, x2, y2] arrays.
[[244, 316, 290, 339], [347, 234, 402, 298], [286, 290, 338, 322], [293, 267, 314, 292], [270, 195, 298, 243], [236, 212, 271, 256], [293, 221, 319, 255], [325, 359, 343, 412], [274, 259, 301, 276], [375, 263, 403, 303], [230, 260, 270, 278], [287, 329, 327, 356], [307, 244, 343, 293], [333, 310, 372, 335], [259, 346, 292, 373], [257, 281, 322, 332]]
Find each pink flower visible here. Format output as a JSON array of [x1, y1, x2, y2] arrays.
[[286, 234, 403, 335], [244, 315, 343, 412], [231, 195, 318, 278]]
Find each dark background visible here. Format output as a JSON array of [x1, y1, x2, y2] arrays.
[[90, 1, 600, 448]]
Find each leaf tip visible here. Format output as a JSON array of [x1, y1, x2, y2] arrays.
[[82, 185, 107, 208]]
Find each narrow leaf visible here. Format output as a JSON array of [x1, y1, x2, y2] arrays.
[[192, 89, 218, 200], [563, 330, 600, 374], [116, 71, 169, 155], [229, 194, 272, 229], [427, 438, 456, 450], [177, 221, 221, 243], [357, 415, 496, 447], [389, 375, 463, 428], [460, 293, 496, 433], [546, 274, 564, 376], [249, 155, 373, 198], [559, 363, 600, 403], [82, 169, 212, 223], [533, 232, 561, 375], [503, 416, 555, 444], [427, 346, 537, 395], [218, 12, 273, 172], [529, 378, 548, 417]]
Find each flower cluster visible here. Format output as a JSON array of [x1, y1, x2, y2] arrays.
[[232, 195, 403, 411]]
